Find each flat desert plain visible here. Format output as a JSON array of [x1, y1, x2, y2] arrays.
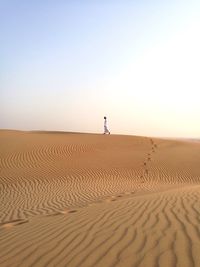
[[0, 130, 200, 267]]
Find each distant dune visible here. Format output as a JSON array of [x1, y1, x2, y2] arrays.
[[0, 130, 200, 267]]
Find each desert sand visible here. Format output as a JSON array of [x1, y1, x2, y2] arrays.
[[0, 130, 200, 267]]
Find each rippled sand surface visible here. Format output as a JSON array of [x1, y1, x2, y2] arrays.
[[0, 130, 200, 267]]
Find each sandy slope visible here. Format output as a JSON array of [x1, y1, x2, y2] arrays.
[[0, 130, 200, 267]]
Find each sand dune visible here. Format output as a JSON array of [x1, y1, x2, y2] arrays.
[[0, 130, 200, 267]]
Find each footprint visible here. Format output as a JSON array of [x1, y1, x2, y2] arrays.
[[107, 198, 117, 202], [68, 210, 77, 214], [15, 220, 28, 226], [1, 219, 28, 229], [47, 209, 77, 217], [59, 210, 68, 214], [106, 196, 117, 202]]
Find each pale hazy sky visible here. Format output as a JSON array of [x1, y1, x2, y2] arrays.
[[1, 0, 200, 137]]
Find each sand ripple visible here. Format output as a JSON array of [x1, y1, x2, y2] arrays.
[[0, 131, 200, 266]]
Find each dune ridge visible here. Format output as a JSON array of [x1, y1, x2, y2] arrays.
[[0, 130, 200, 267]]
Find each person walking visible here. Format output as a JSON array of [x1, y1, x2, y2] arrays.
[[104, 116, 110, 134]]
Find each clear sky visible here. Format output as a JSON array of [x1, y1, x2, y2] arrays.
[[1, 0, 200, 138]]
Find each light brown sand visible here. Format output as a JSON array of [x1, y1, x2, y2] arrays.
[[0, 130, 200, 267]]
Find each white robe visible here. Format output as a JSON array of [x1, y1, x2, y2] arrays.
[[104, 118, 110, 134]]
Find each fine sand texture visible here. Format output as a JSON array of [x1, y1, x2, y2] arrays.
[[0, 130, 200, 267]]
